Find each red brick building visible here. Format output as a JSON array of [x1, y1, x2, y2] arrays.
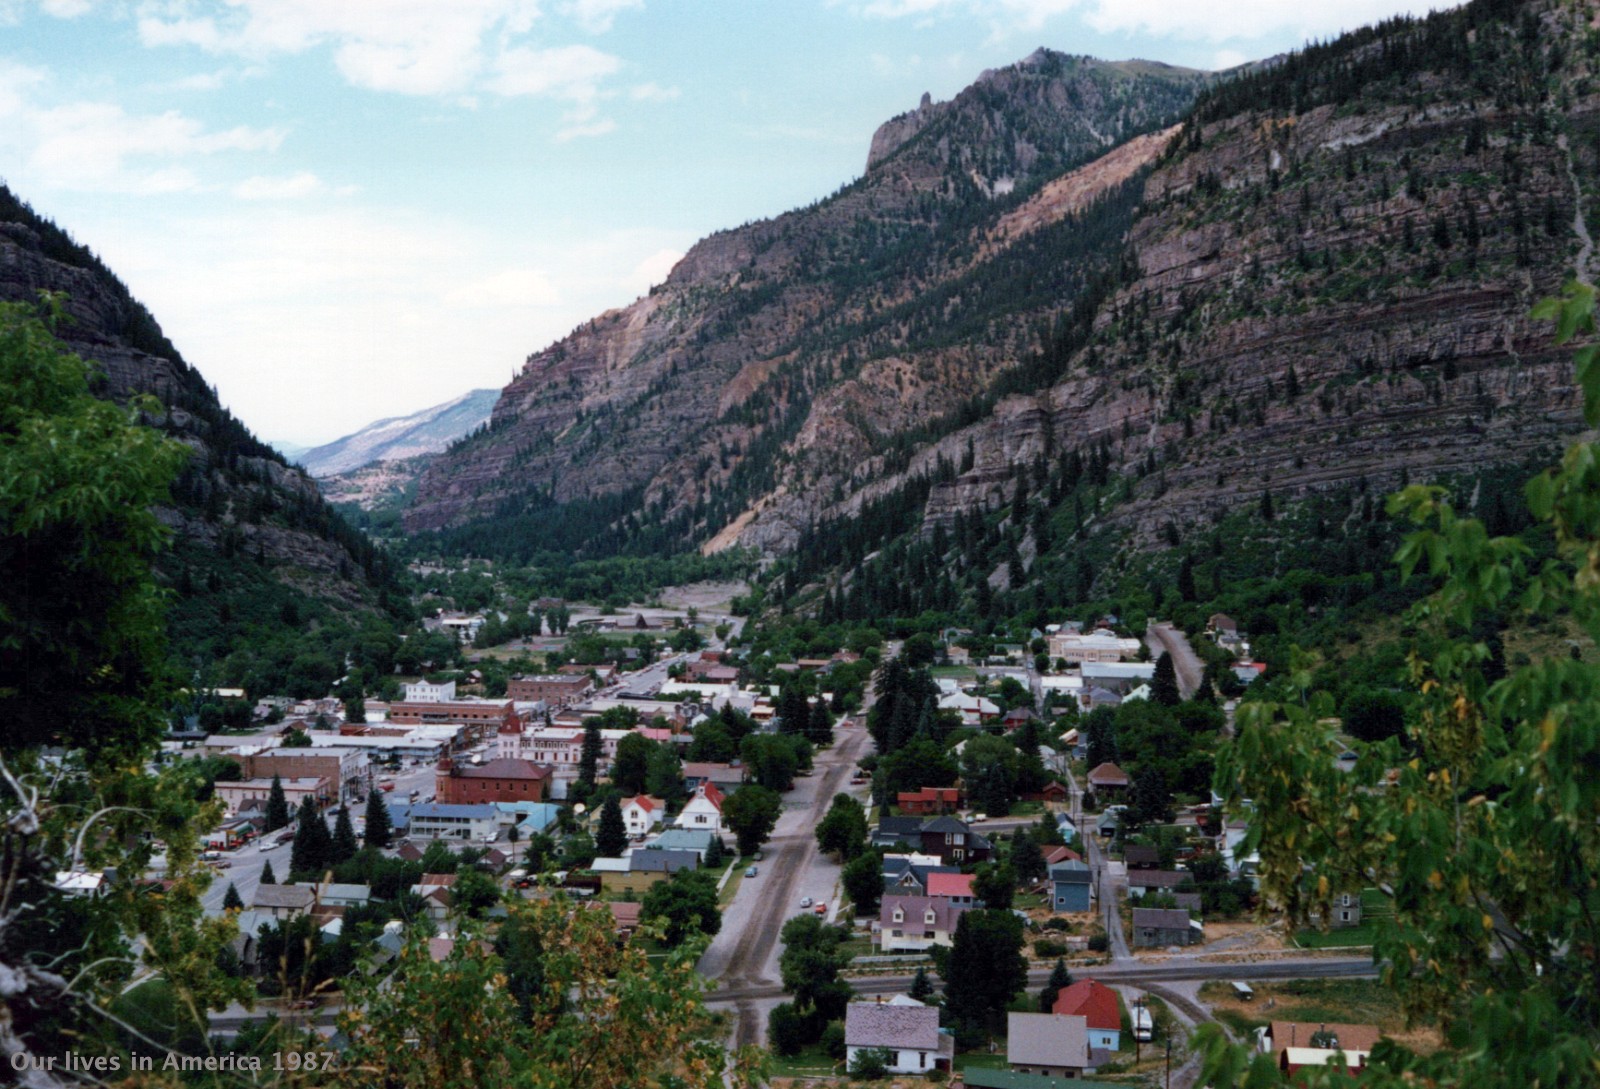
[[506, 674, 594, 708], [434, 757, 552, 804], [388, 700, 517, 729], [898, 787, 962, 815]]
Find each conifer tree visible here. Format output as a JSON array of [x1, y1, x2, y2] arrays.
[[290, 796, 332, 877], [223, 882, 243, 911], [596, 796, 628, 859], [1038, 958, 1073, 1012], [260, 861, 276, 885], [1152, 652, 1181, 706], [331, 807, 359, 863], [264, 774, 290, 833], [364, 788, 393, 848], [577, 720, 602, 789], [909, 966, 933, 1002]]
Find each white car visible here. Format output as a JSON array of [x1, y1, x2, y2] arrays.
[[799, 897, 813, 909]]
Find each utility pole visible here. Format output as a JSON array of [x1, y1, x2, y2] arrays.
[[1165, 1036, 1172, 1089]]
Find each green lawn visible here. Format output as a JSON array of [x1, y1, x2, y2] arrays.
[[954, 1050, 1009, 1072], [1294, 922, 1378, 948], [767, 1043, 840, 1078]]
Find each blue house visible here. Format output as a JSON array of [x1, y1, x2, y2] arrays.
[[1049, 860, 1093, 913]]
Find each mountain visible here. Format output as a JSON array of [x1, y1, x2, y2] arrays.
[[296, 388, 499, 478], [273, 440, 314, 462], [0, 185, 402, 664], [404, 51, 1212, 551], [408, 0, 1592, 581]]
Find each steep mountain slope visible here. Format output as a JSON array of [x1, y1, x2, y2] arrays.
[[405, 52, 1210, 551], [0, 186, 401, 661], [297, 388, 498, 477]]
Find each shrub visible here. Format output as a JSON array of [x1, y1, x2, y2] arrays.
[[820, 1020, 846, 1060], [1088, 933, 1109, 952], [849, 1047, 890, 1080]]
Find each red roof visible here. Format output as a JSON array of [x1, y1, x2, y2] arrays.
[[1043, 845, 1083, 866], [627, 795, 659, 813], [925, 872, 976, 899], [695, 782, 725, 811], [1087, 762, 1129, 786], [1053, 979, 1120, 1031], [454, 758, 551, 781]]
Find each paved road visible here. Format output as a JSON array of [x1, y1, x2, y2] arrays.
[[1146, 621, 1204, 700]]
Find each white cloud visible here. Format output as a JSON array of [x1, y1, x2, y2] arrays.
[[629, 81, 678, 101], [234, 170, 323, 199], [1212, 48, 1248, 70], [40, 0, 93, 17], [490, 43, 620, 99], [630, 247, 681, 288], [563, 0, 642, 34], [445, 267, 561, 307]]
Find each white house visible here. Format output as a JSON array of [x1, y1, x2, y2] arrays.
[[404, 680, 457, 703], [675, 783, 726, 835], [844, 1000, 954, 1075], [622, 795, 665, 837]]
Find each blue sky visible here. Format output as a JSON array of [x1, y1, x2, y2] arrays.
[[1, 0, 1451, 447]]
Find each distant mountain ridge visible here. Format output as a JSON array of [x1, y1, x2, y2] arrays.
[[296, 389, 498, 477]]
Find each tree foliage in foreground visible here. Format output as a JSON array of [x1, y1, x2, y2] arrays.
[[1205, 284, 1600, 1088]]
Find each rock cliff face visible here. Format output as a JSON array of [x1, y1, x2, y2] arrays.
[[411, 3, 1596, 566], [0, 188, 394, 620], [406, 51, 1207, 544]]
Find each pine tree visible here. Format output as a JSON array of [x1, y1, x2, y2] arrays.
[[1038, 958, 1073, 1012], [290, 796, 332, 877], [909, 966, 933, 1002], [578, 720, 602, 788], [807, 699, 834, 746], [705, 836, 726, 868], [1152, 652, 1181, 706], [223, 882, 243, 911], [364, 788, 393, 848], [260, 860, 276, 885], [1176, 555, 1197, 602], [331, 807, 359, 863], [265, 774, 290, 833], [596, 796, 628, 859]]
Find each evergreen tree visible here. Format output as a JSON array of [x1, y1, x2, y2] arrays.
[[577, 719, 602, 789], [1011, 827, 1046, 884], [331, 807, 359, 863], [705, 836, 726, 868], [909, 966, 934, 1003], [942, 910, 1028, 1040], [596, 796, 628, 859], [364, 788, 393, 848], [290, 796, 332, 877], [1176, 555, 1197, 602], [807, 699, 834, 746], [222, 882, 243, 911], [1152, 652, 1181, 706], [264, 774, 290, 833], [1038, 958, 1073, 1013], [260, 860, 276, 885]]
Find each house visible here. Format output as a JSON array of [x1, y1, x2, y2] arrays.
[[1208, 613, 1239, 635], [1311, 889, 1365, 929], [1260, 1021, 1381, 1074], [1123, 844, 1161, 870], [252, 884, 315, 921], [1086, 763, 1130, 794], [1127, 870, 1192, 898], [1080, 663, 1156, 694], [622, 796, 665, 837], [311, 883, 371, 909], [1001, 707, 1037, 731], [873, 816, 928, 850], [1131, 907, 1198, 948], [1048, 861, 1093, 913], [1041, 845, 1083, 868], [1022, 780, 1069, 804], [408, 802, 500, 842], [1052, 980, 1121, 1050], [925, 872, 977, 908], [881, 856, 960, 895], [676, 783, 726, 835], [645, 828, 719, 861], [876, 895, 969, 952], [506, 673, 593, 708], [411, 873, 457, 922], [897, 786, 962, 815], [938, 693, 1001, 727], [1006, 1012, 1092, 1078], [844, 1000, 954, 1074], [682, 762, 745, 795], [600, 849, 700, 894], [918, 816, 992, 865]]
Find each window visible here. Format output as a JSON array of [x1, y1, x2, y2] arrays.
[[1339, 910, 1351, 922], [893, 909, 904, 923], [925, 911, 936, 924]]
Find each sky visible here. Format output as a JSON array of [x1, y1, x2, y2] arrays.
[[1, 0, 1453, 448]]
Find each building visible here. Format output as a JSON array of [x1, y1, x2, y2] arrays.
[[1006, 1013, 1092, 1078], [1127, 870, 1192, 898], [407, 802, 499, 842], [1052, 980, 1121, 1050], [682, 762, 746, 794], [1131, 907, 1199, 948], [873, 816, 992, 865], [1049, 861, 1093, 913], [214, 776, 332, 816], [925, 872, 977, 908], [506, 674, 594, 708], [388, 699, 515, 730], [251, 884, 315, 921], [644, 828, 719, 860], [599, 849, 700, 894], [1260, 1021, 1381, 1075], [876, 895, 969, 953], [403, 680, 457, 703], [897, 787, 962, 815], [1046, 631, 1142, 664], [676, 783, 726, 835], [844, 1000, 954, 1075], [234, 750, 370, 803], [434, 756, 551, 804], [1085, 762, 1130, 795], [622, 795, 665, 837], [1123, 844, 1161, 870]]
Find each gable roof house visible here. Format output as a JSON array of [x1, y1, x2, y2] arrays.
[[897, 786, 962, 815], [1086, 763, 1130, 793], [876, 895, 970, 953], [1052, 980, 1122, 1051], [1261, 1020, 1382, 1075], [251, 884, 315, 920], [1131, 907, 1199, 948], [845, 1000, 954, 1074], [1049, 860, 1094, 913], [675, 782, 725, 835], [621, 795, 665, 837], [925, 872, 977, 907], [1006, 1012, 1093, 1078]]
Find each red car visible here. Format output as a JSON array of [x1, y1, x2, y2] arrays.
[[814, 902, 827, 916]]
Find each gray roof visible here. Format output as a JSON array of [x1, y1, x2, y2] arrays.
[[1049, 861, 1091, 885], [410, 802, 498, 819], [920, 816, 971, 835], [876, 816, 925, 838], [1130, 869, 1191, 889], [845, 1002, 944, 1051], [630, 849, 699, 873], [1007, 1012, 1090, 1068], [1132, 907, 1192, 929], [880, 894, 969, 932], [252, 885, 315, 911], [649, 829, 716, 852]]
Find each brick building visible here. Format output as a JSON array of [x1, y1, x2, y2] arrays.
[[434, 756, 551, 804], [507, 674, 594, 708]]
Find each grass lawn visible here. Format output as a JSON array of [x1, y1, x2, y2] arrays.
[[767, 1043, 840, 1078], [932, 665, 979, 680], [1198, 977, 1430, 1047], [1293, 922, 1378, 948], [717, 862, 744, 905], [954, 1050, 1009, 1072]]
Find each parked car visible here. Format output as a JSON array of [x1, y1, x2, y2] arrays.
[[745, 866, 758, 878], [799, 897, 813, 909], [258, 838, 275, 852], [814, 902, 827, 916]]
